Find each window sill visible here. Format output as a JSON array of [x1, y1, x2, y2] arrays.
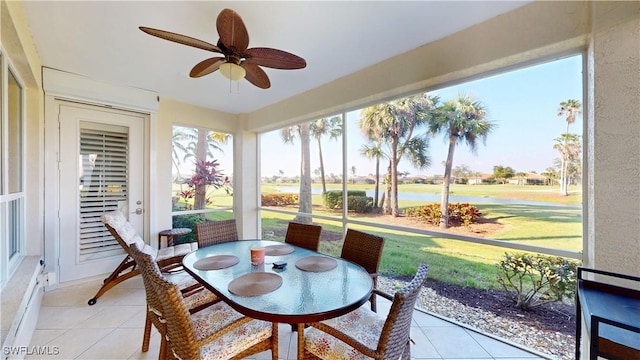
[[1, 256, 44, 349]]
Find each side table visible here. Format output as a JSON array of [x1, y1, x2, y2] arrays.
[[576, 267, 640, 360], [157, 228, 192, 248]]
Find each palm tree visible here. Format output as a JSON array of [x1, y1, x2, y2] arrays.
[[557, 99, 582, 195], [360, 142, 385, 208], [281, 123, 313, 223], [172, 127, 230, 211], [557, 99, 582, 134], [553, 133, 581, 195], [310, 116, 342, 194], [192, 130, 231, 211], [359, 93, 438, 216], [428, 94, 495, 228]]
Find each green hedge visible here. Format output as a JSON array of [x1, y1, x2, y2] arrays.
[[323, 190, 372, 213]]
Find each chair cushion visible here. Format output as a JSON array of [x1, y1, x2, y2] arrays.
[[157, 242, 198, 261], [305, 304, 384, 360], [165, 272, 219, 308], [190, 302, 271, 360], [102, 211, 159, 259]]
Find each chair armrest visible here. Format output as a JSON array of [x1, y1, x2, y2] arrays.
[[371, 288, 393, 302], [188, 298, 221, 314]]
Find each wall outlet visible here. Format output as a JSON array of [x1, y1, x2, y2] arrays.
[[44, 272, 57, 286]]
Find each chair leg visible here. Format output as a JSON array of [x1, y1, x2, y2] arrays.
[[159, 335, 168, 360], [271, 322, 278, 360], [142, 309, 152, 352], [88, 255, 139, 305]]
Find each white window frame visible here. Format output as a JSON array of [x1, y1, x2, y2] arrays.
[[170, 124, 235, 218], [0, 49, 26, 288]]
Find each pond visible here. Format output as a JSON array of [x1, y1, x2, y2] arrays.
[[267, 186, 580, 208]]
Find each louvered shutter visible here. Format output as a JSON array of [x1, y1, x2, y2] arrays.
[[78, 126, 128, 262]]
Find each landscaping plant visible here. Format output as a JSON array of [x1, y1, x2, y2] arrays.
[[496, 252, 578, 310]]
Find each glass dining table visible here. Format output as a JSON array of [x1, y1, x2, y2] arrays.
[[182, 239, 373, 359]]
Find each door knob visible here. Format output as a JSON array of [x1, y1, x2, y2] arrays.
[[134, 208, 144, 215]]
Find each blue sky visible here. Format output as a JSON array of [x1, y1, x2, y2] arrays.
[[257, 54, 584, 178]]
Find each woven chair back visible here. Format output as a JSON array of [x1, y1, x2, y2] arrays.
[[340, 229, 385, 274], [378, 263, 429, 360], [146, 254, 202, 359], [284, 222, 322, 251], [196, 219, 238, 248], [128, 244, 164, 318]]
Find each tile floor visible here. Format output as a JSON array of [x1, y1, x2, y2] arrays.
[[27, 273, 549, 359]]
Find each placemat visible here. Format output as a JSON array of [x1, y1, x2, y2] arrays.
[[295, 256, 338, 272], [264, 244, 295, 256], [193, 255, 239, 270], [228, 273, 283, 296]]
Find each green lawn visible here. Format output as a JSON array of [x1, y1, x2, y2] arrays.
[[175, 182, 583, 290], [260, 183, 583, 290]]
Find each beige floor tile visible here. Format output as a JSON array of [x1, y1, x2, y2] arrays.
[[112, 288, 147, 306], [76, 305, 144, 329], [27, 329, 67, 347], [127, 332, 162, 360], [77, 328, 142, 359], [26, 328, 113, 359], [29, 268, 544, 360], [41, 283, 97, 307], [36, 306, 101, 329], [119, 306, 148, 328]]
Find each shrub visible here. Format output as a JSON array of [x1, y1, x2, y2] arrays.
[[261, 193, 298, 206], [322, 190, 366, 209], [347, 195, 373, 213], [404, 202, 481, 226], [171, 214, 206, 243], [496, 252, 578, 310]]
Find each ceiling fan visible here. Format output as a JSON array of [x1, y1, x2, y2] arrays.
[[140, 8, 306, 89]]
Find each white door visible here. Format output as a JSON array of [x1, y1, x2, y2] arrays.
[[58, 103, 146, 282]]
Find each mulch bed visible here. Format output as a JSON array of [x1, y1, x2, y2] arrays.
[[421, 277, 576, 336]]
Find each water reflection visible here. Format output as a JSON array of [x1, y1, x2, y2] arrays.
[[268, 186, 580, 208]]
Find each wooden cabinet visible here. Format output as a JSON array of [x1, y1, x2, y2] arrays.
[[576, 267, 640, 359]]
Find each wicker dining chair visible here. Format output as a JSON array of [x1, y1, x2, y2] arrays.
[[196, 219, 239, 248], [147, 254, 279, 360], [284, 221, 323, 251], [340, 229, 385, 312], [304, 263, 429, 360], [129, 243, 218, 359], [88, 210, 198, 306]]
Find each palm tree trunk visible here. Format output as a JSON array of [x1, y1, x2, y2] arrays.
[[373, 156, 380, 208], [382, 165, 391, 214], [194, 129, 207, 214], [390, 140, 399, 217], [296, 124, 313, 224], [440, 136, 457, 228], [317, 137, 327, 194], [561, 158, 569, 196]]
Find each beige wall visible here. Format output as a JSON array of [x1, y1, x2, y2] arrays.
[[589, 2, 640, 274]]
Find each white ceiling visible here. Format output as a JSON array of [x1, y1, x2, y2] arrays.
[[21, 1, 529, 114]]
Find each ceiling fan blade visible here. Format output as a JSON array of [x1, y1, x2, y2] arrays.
[[190, 57, 225, 78], [216, 8, 249, 53], [241, 62, 270, 89], [244, 47, 307, 69], [140, 26, 222, 53]]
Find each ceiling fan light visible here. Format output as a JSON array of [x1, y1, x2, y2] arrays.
[[219, 62, 246, 81]]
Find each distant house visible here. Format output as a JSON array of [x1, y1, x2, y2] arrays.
[[468, 173, 492, 185], [507, 172, 547, 185]]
